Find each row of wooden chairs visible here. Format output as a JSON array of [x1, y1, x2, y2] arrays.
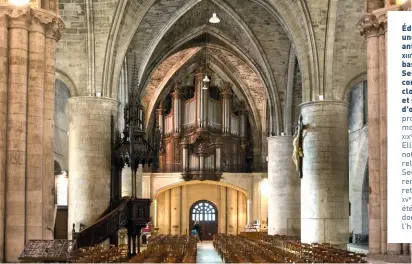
[[260, 234, 367, 263], [129, 235, 197, 263], [69, 244, 128, 263], [213, 234, 367, 263]]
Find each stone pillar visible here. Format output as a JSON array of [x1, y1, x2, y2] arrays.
[[358, 6, 402, 254], [300, 101, 349, 246], [267, 136, 300, 236], [0, 5, 63, 262], [27, 13, 46, 242], [68, 97, 118, 238], [0, 15, 6, 262]]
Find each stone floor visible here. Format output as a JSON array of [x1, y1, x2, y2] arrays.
[[196, 241, 223, 263]]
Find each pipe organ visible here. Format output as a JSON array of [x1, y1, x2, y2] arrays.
[[156, 68, 251, 181]]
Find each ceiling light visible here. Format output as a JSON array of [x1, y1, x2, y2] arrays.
[[203, 75, 210, 82], [202, 84, 208, 90], [209, 13, 220, 24]]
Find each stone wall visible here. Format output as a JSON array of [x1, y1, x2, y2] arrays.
[[348, 81, 368, 235], [155, 182, 247, 235], [140, 173, 268, 230]]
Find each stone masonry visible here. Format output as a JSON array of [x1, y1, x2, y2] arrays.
[[267, 136, 301, 236], [300, 101, 349, 246], [0, 3, 63, 262], [67, 97, 117, 239]]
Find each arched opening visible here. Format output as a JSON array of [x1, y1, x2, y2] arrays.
[[189, 200, 218, 241]]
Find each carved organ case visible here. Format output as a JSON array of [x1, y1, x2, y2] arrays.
[[156, 68, 252, 181]]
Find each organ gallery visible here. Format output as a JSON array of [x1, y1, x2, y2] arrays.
[[154, 65, 254, 181]]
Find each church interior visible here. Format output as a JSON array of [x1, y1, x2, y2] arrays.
[[0, 0, 410, 262]]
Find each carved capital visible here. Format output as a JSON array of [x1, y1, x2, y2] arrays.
[[45, 16, 64, 40], [0, 6, 64, 39], [357, 14, 380, 37]]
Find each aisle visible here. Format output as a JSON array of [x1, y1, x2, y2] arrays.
[[196, 241, 223, 263]]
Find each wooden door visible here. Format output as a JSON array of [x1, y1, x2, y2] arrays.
[[189, 200, 218, 240]]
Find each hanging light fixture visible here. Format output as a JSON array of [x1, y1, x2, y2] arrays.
[[209, 13, 220, 24], [203, 75, 210, 82]]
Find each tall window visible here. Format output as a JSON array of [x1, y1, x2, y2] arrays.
[[191, 201, 216, 222]]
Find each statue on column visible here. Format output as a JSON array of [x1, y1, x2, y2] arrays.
[[292, 114, 304, 178]]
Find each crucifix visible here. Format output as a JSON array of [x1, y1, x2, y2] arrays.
[[292, 114, 305, 178]]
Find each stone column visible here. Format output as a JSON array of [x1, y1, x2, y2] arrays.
[[300, 101, 349, 246], [68, 97, 118, 238], [0, 5, 63, 262], [27, 13, 46, 242], [0, 15, 6, 262], [358, 6, 401, 254], [267, 136, 300, 236]]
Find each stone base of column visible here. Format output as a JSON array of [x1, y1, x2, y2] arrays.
[[267, 136, 300, 236], [300, 101, 349, 245], [67, 97, 118, 238]]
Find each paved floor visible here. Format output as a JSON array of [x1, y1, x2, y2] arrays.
[[196, 241, 223, 263]]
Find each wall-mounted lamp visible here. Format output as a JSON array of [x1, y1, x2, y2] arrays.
[[319, 95, 324, 100], [8, 0, 29, 5], [96, 92, 102, 97]]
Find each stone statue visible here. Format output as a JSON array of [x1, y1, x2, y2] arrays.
[[292, 114, 304, 178]]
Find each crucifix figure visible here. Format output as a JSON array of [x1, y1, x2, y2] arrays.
[[292, 114, 304, 178]]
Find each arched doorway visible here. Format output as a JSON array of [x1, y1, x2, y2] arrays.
[[189, 200, 218, 240]]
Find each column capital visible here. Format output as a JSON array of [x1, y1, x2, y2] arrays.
[[357, 13, 380, 37], [358, 5, 400, 37], [0, 6, 64, 39]]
